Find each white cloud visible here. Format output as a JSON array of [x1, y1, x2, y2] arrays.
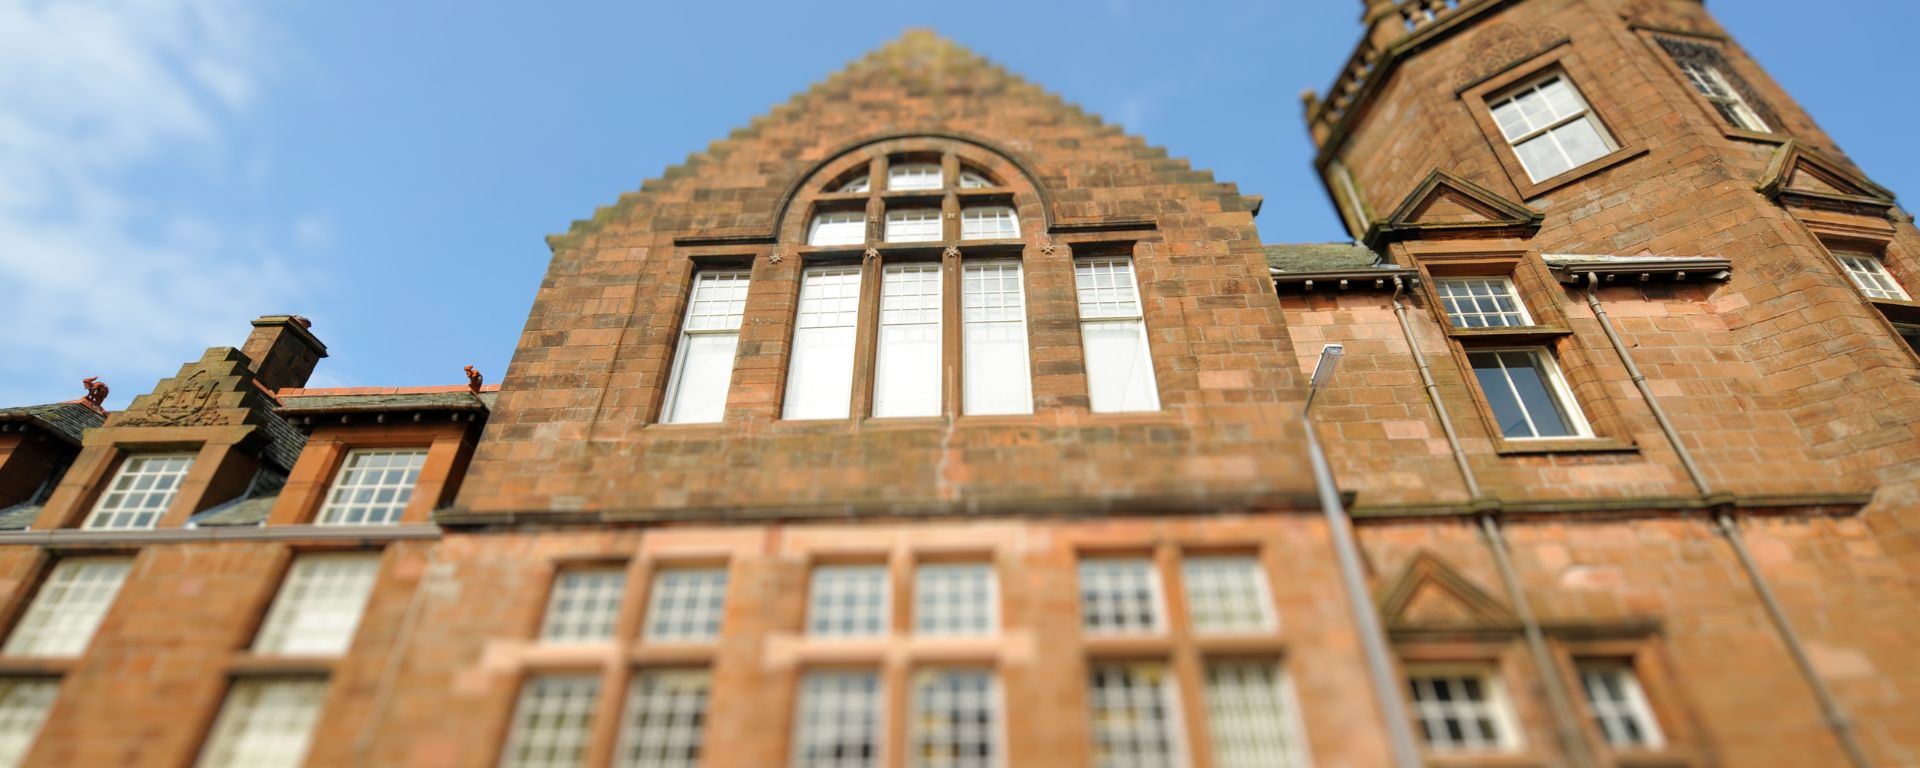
[[0, 0, 312, 407]]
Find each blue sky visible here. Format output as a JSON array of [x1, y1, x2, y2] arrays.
[[3, 0, 1913, 407]]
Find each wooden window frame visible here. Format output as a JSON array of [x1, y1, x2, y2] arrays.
[[1459, 44, 1649, 200], [1640, 30, 1788, 145]]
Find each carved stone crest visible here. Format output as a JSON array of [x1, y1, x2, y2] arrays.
[[1452, 23, 1567, 91]]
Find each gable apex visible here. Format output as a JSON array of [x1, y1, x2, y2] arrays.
[[1378, 550, 1520, 631], [1364, 169, 1543, 248], [1757, 140, 1897, 217]]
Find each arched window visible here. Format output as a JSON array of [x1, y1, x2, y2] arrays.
[[783, 146, 1035, 420]]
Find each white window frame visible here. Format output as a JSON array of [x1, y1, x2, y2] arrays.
[[616, 668, 710, 768], [958, 170, 994, 189], [1073, 257, 1160, 413], [885, 208, 943, 244], [83, 453, 195, 530], [195, 677, 328, 768], [0, 677, 58, 768], [1077, 558, 1165, 635], [538, 567, 628, 644], [959, 207, 1019, 241], [913, 562, 997, 636], [792, 669, 884, 768], [1434, 277, 1533, 329], [1203, 661, 1311, 768], [806, 564, 891, 637], [3, 557, 132, 657], [1405, 665, 1522, 753], [1834, 250, 1911, 301], [908, 668, 1001, 768], [1577, 662, 1665, 749], [837, 176, 871, 194], [960, 260, 1033, 416], [252, 553, 381, 656], [661, 270, 750, 424], [1674, 58, 1769, 132], [1487, 72, 1619, 182], [1086, 661, 1185, 768], [315, 448, 427, 526], [873, 263, 944, 419], [809, 211, 867, 247], [499, 675, 601, 768], [642, 567, 729, 643], [1179, 556, 1277, 635], [887, 163, 943, 192], [784, 266, 864, 420], [1467, 347, 1593, 440]]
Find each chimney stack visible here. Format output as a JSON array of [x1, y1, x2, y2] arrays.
[[241, 315, 328, 392]]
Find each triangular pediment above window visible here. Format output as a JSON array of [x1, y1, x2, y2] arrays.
[[1757, 140, 1896, 217], [1378, 550, 1520, 632], [1364, 170, 1543, 248]]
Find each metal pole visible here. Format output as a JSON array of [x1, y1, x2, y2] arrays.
[[1304, 413, 1424, 768], [1479, 515, 1599, 768]]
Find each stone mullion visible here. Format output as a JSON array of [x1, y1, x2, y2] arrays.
[[1157, 543, 1216, 768], [850, 250, 884, 420], [942, 245, 964, 418]]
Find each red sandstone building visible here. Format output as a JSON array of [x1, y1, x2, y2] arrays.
[[1, 0, 1917, 766]]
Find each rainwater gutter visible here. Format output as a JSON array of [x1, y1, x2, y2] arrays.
[[1582, 272, 1871, 767]]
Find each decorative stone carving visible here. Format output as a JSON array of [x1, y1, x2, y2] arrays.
[[768, 250, 783, 264], [80, 377, 109, 408], [1621, 0, 1711, 35], [1452, 23, 1567, 91], [942, 245, 961, 259], [465, 366, 485, 393]]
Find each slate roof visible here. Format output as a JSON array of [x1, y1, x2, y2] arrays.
[[0, 402, 105, 446], [0, 504, 41, 531], [1264, 243, 1382, 273], [189, 494, 278, 527], [276, 386, 499, 417]]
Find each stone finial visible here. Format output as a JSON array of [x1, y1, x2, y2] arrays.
[[80, 377, 109, 408], [464, 366, 484, 393]]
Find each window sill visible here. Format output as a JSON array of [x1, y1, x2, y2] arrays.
[[1448, 325, 1574, 344], [227, 654, 339, 675], [1867, 297, 1920, 323], [1425, 752, 1544, 768], [0, 657, 74, 675], [1517, 145, 1649, 200], [1494, 437, 1638, 456], [1722, 127, 1788, 145], [1612, 751, 1695, 768]]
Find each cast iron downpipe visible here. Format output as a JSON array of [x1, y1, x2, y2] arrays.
[[1392, 276, 1597, 768], [1583, 272, 1872, 768]]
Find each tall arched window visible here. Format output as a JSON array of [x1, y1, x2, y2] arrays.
[[787, 146, 1035, 419]]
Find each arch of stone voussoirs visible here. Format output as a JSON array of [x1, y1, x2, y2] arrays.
[[768, 130, 1059, 238]]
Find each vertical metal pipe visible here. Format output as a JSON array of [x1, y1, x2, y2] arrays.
[[1390, 276, 1481, 500], [1480, 515, 1598, 768], [1583, 272, 1872, 767], [1392, 276, 1592, 763], [1303, 413, 1424, 768], [1716, 512, 1873, 768]]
